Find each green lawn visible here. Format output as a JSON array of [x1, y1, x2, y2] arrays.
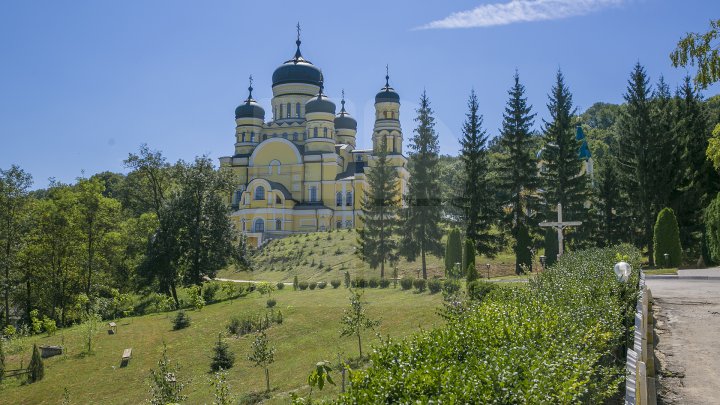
[[0, 286, 443, 404], [218, 230, 520, 283], [643, 267, 679, 275]]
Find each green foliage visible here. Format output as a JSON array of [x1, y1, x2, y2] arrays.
[[30, 309, 42, 334], [514, 224, 532, 274], [276, 282, 285, 290], [338, 245, 642, 403], [442, 279, 461, 295], [379, 278, 391, 288], [466, 280, 497, 302], [318, 281, 327, 289], [705, 193, 720, 264], [653, 208, 683, 266], [0, 338, 5, 382], [399, 277, 413, 291], [368, 278, 379, 288], [343, 271, 351, 288], [463, 238, 476, 280], [210, 370, 233, 405], [42, 316, 57, 336], [148, 343, 186, 405], [309, 282, 317, 290], [256, 282, 276, 297], [172, 310, 191, 330], [427, 279, 442, 294], [81, 312, 102, 354], [2, 325, 16, 337], [413, 279, 427, 293], [188, 286, 205, 310], [293, 275, 299, 290], [211, 333, 235, 371], [266, 298, 277, 308], [28, 344, 44, 383], [444, 228, 462, 277], [307, 361, 335, 394], [670, 19, 720, 89], [248, 330, 275, 393], [339, 289, 380, 358], [298, 281, 309, 291], [543, 228, 559, 267], [466, 264, 479, 283], [202, 283, 220, 303], [331, 279, 341, 289]]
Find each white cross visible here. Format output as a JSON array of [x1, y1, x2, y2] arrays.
[[538, 203, 582, 258]]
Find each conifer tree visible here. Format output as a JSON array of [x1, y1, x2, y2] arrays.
[[400, 91, 444, 279], [617, 63, 662, 265], [654, 208, 682, 267], [651, 77, 679, 212], [463, 238, 477, 282], [357, 138, 400, 279], [540, 71, 586, 239], [457, 90, 498, 255], [28, 343, 44, 383], [444, 228, 462, 277], [211, 333, 235, 371], [495, 72, 538, 273], [591, 161, 631, 247], [543, 228, 559, 267]]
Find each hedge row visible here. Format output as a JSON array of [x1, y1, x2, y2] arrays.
[[338, 245, 641, 403]]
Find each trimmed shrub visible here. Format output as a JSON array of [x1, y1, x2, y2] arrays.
[[466, 280, 497, 302], [368, 278, 380, 288], [379, 278, 391, 288], [466, 264, 479, 283], [399, 277, 414, 291], [266, 299, 276, 308], [331, 279, 341, 289], [309, 282, 317, 290], [544, 227, 559, 268], [442, 279, 461, 295], [202, 283, 220, 303], [172, 310, 191, 330], [344, 271, 351, 288], [352, 278, 368, 288], [515, 223, 532, 274], [276, 282, 285, 290], [413, 279, 427, 293], [298, 281, 309, 290], [445, 228, 462, 277], [653, 207, 682, 267], [462, 238, 476, 278], [227, 314, 264, 336], [317, 281, 327, 289], [210, 333, 235, 371], [428, 279, 442, 294], [28, 344, 44, 383]]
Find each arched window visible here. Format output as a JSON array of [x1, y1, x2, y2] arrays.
[[323, 127, 328, 138], [241, 132, 246, 142], [275, 218, 282, 230], [275, 194, 282, 204], [250, 132, 255, 142], [279, 104, 283, 118], [254, 218, 264, 233], [296, 103, 301, 117], [336, 192, 343, 207], [269, 159, 281, 175], [292, 132, 298, 141], [346, 191, 353, 206], [345, 220, 352, 228], [282, 132, 288, 139], [254, 186, 265, 200], [336, 220, 342, 229], [241, 219, 246, 231], [286, 102, 291, 118], [384, 111, 388, 119], [234, 190, 243, 205], [313, 127, 318, 137], [309, 186, 318, 202]]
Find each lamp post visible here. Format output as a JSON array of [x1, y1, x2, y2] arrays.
[[539, 255, 546, 271], [486, 263, 491, 279]]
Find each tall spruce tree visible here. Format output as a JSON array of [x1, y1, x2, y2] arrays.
[[496, 72, 538, 274], [457, 90, 498, 255], [400, 91, 444, 279], [357, 138, 400, 279], [651, 76, 680, 212], [591, 160, 631, 247], [617, 63, 662, 265], [540, 70, 586, 241]]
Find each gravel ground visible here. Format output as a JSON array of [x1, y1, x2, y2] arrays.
[[647, 270, 720, 405]]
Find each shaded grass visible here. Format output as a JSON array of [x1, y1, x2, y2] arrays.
[[0, 287, 442, 404]]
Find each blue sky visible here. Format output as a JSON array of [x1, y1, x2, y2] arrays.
[[1, 0, 718, 188]]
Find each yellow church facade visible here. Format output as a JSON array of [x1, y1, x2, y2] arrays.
[[219, 34, 409, 247]]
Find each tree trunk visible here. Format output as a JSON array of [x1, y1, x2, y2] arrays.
[[85, 228, 94, 313], [421, 248, 427, 280], [647, 213, 655, 266], [357, 332, 363, 358], [170, 283, 179, 308], [380, 260, 385, 280], [265, 367, 270, 393]]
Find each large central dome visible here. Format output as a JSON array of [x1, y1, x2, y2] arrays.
[[272, 39, 322, 87]]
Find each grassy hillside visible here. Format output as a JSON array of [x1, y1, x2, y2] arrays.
[[0, 286, 443, 404], [217, 229, 519, 283]]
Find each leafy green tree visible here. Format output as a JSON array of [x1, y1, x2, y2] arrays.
[[617, 63, 663, 266], [81, 312, 102, 354], [704, 193, 720, 263], [339, 289, 380, 358], [0, 165, 33, 327], [462, 238, 476, 281], [457, 90, 498, 255], [495, 72, 539, 273], [670, 19, 720, 90], [444, 228, 462, 277], [210, 370, 233, 405], [248, 330, 275, 393], [148, 344, 186, 405], [400, 91, 444, 279], [654, 208, 683, 267], [307, 360, 335, 396], [211, 333, 235, 371], [515, 224, 532, 274], [124, 144, 173, 216], [28, 343, 44, 383], [540, 71, 586, 239], [357, 138, 400, 279]]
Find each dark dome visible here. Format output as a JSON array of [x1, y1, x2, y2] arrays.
[[375, 86, 400, 104], [334, 114, 357, 130], [235, 100, 265, 119], [272, 61, 322, 87], [305, 94, 336, 114]]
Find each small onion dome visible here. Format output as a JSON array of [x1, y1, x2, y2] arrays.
[[334, 92, 357, 130], [305, 77, 336, 114], [375, 71, 400, 104], [272, 37, 322, 87], [235, 80, 265, 119]]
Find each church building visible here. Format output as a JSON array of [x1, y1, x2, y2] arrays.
[[219, 32, 409, 247]]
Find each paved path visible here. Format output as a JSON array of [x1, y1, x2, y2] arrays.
[[647, 268, 720, 404]]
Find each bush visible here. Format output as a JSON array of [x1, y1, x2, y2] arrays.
[[276, 282, 285, 290], [379, 278, 391, 288], [654, 207, 682, 267], [227, 314, 264, 336], [399, 277, 414, 291], [413, 279, 427, 293], [210, 334, 235, 371], [344, 271, 351, 288], [172, 311, 191, 330], [331, 279, 341, 289], [42, 316, 57, 336], [28, 344, 44, 383], [445, 228, 462, 277], [352, 278, 368, 288], [428, 279, 442, 294], [368, 278, 379, 288], [298, 281, 309, 290], [515, 224, 532, 274], [466, 264, 479, 283], [266, 299, 277, 308], [544, 227, 559, 268], [202, 283, 220, 303], [309, 282, 317, 290], [463, 238, 476, 278], [466, 280, 497, 302], [317, 281, 327, 289], [442, 279, 461, 295], [188, 286, 205, 311], [293, 275, 299, 291]]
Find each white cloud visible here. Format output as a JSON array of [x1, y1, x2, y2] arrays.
[[418, 0, 624, 29]]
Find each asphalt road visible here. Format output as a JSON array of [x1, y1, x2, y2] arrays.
[[647, 269, 720, 405]]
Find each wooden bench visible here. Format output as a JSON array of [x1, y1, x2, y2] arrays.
[[108, 322, 117, 335], [121, 348, 132, 367]]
